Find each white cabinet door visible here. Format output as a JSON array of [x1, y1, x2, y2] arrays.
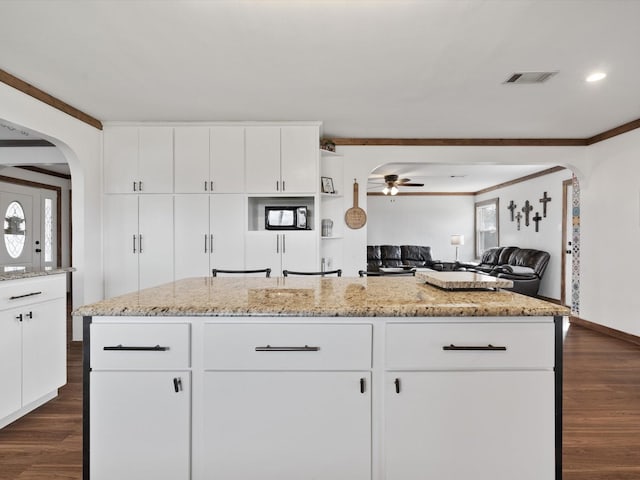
[[174, 195, 210, 279], [174, 126, 210, 193], [21, 299, 66, 406], [281, 231, 318, 272], [244, 231, 281, 275], [204, 371, 371, 480], [385, 371, 555, 480], [211, 194, 245, 270], [211, 126, 245, 193], [90, 371, 190, 480], [104, 195, 139, 298], [138, 195, 174, 290], [138, 127, 174, 193], [104, 127, 138, 194], [0, 307, 22, 419], [280, 126, 318, 194], [245, 126, 281, 193]]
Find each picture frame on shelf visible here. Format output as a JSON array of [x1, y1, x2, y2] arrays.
[[321, 176, 335, 194]]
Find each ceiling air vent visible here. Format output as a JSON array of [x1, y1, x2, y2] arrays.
[[504, 71, 558, 84]]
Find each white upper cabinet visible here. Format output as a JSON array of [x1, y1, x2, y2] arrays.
[[138, 127, 174, 193], [174, 127, 210, 193], [280, 126, 319, 193], [175, 126, 246, 193], [211, 126, 245, 193], [104, 126, 174, 194], [245, 126, 281, 194], [104, 127, 138, 194], [245, 125, 319, 194]]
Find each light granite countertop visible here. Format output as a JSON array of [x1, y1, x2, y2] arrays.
[[73, 276, 569, 318], [0, 267, 75, 281]]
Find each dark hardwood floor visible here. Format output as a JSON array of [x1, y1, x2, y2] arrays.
[[0, 321, 639, 479]]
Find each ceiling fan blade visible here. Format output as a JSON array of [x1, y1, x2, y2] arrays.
[[399, 183, 425, 187]]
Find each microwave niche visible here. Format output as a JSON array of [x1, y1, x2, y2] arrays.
[[265, 206, 308, 230]]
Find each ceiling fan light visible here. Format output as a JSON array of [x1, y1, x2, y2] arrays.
[[382, 186, 390, 195], [390, 186, 398, 196]]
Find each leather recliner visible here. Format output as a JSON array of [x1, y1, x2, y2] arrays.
[[455, 246, 550, 297]]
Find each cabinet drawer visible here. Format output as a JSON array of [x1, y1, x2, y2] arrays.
[[386, 322, 554, 370], [91, 323, 190, 369], [0, 275, 66, 310], [204, 323, 372, 370]]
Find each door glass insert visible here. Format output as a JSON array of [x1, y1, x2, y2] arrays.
[[44, 198, 52, 263], [4, 201, 26, 258]]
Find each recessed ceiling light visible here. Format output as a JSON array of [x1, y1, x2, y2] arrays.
[[586, 72, 606, 82]]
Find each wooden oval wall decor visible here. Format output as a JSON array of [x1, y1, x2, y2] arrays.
[[345, 179, 367, 229]]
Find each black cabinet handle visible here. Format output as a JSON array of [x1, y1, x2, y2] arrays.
[[394, 378, 401, 394], [173, 377, 182, 393], [443, 344, 507, 351], [103, 344, 169, 351], [360, 378, 366, 394], [26, 311, 33, 319], [255, 345, 320, 352], [9, 291, 42, 300], [15, 313, 23, 322]]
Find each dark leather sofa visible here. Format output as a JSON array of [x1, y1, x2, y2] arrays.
[[367, 245, 443, 271], [455, 246, 550, 297]]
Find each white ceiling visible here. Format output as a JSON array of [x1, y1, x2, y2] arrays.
[[0, 0, 639, 140], [0, 1, 636, 186]]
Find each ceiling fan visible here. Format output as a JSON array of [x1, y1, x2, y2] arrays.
[[370, 174, 425, 195]]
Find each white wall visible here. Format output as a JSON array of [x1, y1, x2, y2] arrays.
[[367, 195, 475, 263], [476, 169, 572, 300], [580, 128, 640, 336], [0, 82, 103, 341]]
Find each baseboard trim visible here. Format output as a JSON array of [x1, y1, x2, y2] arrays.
[[537, 295, 561, 304], [569, 316, 640, 347]]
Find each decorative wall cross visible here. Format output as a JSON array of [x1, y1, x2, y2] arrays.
[[539, 191, 552, 217], [515, 212, 522, 231], [507, 200, 517, 221], [521, 200, 533, 226], [533, 212, 543, 232]]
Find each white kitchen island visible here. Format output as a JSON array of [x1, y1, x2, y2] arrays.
[[75, 276, 568, 480], [0, 268, 72, 429]]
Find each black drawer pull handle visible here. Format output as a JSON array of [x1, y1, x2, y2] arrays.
[[394, 378, 401, 394], [360, 378, 366, 394], [255, 345, 320, 352], [173, 377, 183, 393], [9, 291, 42, 300], [443, 344, 507, 351], [103, 344, 169, 351]]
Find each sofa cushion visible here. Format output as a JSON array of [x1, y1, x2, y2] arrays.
[[367, 245, 382, 271], [400, 245, 433, 267], [380, 245, 403, 267], [498, 246, 519, 265], [508, 248, 550, 277]]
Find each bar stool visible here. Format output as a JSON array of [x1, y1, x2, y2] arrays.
[[212, 268, 271, 277], [282, 269, 342, 277]]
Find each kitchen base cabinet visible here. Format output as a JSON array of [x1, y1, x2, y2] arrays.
[[0, 274, 67, 429], [245, 230, 317, 276], [90, 371, 191, 480], [0, 307, 22, 420], [203, 371, 371, 480], [385, 370, 555, 480]]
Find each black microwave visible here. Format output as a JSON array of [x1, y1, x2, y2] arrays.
[[265, 206, 308, 230]]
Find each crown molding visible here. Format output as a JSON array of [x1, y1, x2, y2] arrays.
[[334, 138, 587, 146]]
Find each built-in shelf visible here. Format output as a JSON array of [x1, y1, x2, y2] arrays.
[[321, 235, 344, 240], [320, 192, 343, 198]]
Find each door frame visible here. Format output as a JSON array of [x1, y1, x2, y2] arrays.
[[0, 174, 63, 268], [560, 179, 572, 307]]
